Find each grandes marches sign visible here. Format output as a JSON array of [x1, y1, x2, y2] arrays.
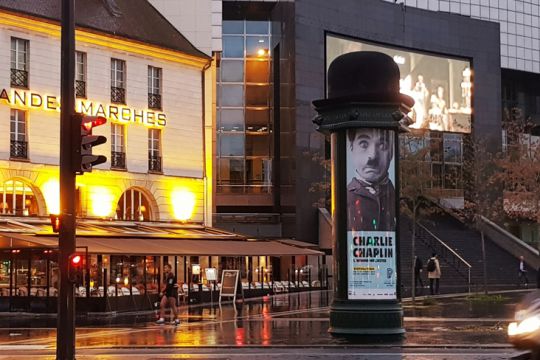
[[0, 88, 167, 127]]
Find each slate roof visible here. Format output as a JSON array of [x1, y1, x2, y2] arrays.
[[0, 0, 209, 59]]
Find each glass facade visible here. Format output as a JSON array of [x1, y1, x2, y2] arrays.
[[217, 20, 273, 194]]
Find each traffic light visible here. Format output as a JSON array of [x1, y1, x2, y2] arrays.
[[50, 214, 61, 233], [68, 253, 84, 284], [72, 113, 107, 174]]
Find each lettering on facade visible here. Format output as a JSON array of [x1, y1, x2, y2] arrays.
[[0, 88, 167, 127]]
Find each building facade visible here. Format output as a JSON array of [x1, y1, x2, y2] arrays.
[[0, 0, 211, 224], [160, 0, 537, 249]]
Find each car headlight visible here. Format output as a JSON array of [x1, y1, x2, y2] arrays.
[[508, 315, 540, 336]]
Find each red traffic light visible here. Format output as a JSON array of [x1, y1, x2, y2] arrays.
[[81, 116, 107, 133], [50, 214, 61, 233], [71, 254, 81, 265]]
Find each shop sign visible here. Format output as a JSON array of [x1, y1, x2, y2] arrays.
[[0, 88, 167, 127]]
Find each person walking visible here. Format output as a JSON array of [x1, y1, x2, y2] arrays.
[[427, 253, 441, 295], [414, 256, 424, 295], [518, 256, 529, 287], [156, 263, 180, 325]]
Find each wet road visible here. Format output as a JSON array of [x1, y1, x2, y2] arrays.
[[0, 290, 533, 359]]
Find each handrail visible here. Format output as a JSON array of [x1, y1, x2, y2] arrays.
[[479, 215, 539, 256], [417, 222, 472, 269]]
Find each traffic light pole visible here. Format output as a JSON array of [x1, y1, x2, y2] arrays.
[[57, 0, 77, 359]]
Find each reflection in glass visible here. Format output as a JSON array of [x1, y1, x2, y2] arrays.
[[223, 36, 244, 58], [246, 21, 268, 34], [247, 158, 272, 185], [246, 60, 269, 83], [246, 36, 269, 58], [219, 158, 245, 184], [220, 134, 245, 156], [246, 134, 270, 157], [246, 85, 269, 107], [221, 85, 244, 107], [223, 20, 244, 34], [246, 109, 269, 132], [221, 60, 244, 82], [219, 109, 245, 132]]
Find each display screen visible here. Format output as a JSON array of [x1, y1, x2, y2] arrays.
[[327, 34, 472, 133], [346, 128, 397, 300]]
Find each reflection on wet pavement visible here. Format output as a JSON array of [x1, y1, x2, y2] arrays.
[[0, 290, 531, 349]]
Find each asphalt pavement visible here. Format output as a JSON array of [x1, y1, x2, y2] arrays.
[[0, 289, 535, 359]]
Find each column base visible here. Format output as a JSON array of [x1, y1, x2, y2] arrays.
[[329, 299, 405, 335]]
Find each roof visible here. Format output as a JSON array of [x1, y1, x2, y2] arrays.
[[0, 0, 209, 59], [0, 218, 323, 256], [0, 233, 323, 257]]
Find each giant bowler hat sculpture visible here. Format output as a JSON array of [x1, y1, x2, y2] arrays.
[[313, 51, 414, 109]]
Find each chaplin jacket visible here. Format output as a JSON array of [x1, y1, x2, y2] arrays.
[[346, 176, 396, 232]]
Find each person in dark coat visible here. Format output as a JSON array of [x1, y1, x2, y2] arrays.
[[347, 128, 395, 231]]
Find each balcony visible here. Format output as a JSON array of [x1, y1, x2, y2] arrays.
[[148, 155, 162, 173], [10, 69, 28, 88], [111, 151, 126, 169], [111, 86, 125, 104], [10, 140, 28, 159], [148, 93, 162, 110], [76, 80, 86, 98]]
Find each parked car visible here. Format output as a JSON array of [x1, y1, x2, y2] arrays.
[[508, 289, 540, 359]]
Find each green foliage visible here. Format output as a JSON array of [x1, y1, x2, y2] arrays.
[[466, 294, 507, 305]]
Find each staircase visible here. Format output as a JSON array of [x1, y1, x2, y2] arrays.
[[420, 214, 538, 291], [399, 216, 472, 296]]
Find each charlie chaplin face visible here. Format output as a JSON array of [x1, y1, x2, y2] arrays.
[[349, 128, 393, 183]]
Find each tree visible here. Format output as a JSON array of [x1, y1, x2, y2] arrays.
[[399, 131, 442, 301]]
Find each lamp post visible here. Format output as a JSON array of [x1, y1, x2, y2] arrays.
[[312, 51, 413, 335]]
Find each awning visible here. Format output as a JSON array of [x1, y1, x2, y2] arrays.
[[0, 233, 323, 256]]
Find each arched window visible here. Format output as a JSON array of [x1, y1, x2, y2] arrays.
[[0, 179, 40, 216], [116, 188, 151, 221]]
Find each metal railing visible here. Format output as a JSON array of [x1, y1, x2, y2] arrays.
[[111, 151, 126, 169], [10, 69, 28, 87], [10, 140, 28, 159], [148, 93, 162, 110], [111, 86, 125, 104], [148, 155, 162, 172], [416, 222, 472, 292], [76, 80, 86, 98]]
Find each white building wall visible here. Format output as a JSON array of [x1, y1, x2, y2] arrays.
[[0, 24, 204, 178], [384, 0, 540, 74], [149, 0, 222, 55], [0, 18, 207, 223]]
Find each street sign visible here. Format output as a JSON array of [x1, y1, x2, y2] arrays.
[[219, 269, 243, 303]]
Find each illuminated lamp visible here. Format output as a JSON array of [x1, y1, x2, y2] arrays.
[[42, 179, 60, 215], [171, 189, 196, 221], [257, 48, 267, 57], [89, 186, 114, 217]]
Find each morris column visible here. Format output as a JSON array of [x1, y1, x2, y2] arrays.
[[313, 52, 414, 335]]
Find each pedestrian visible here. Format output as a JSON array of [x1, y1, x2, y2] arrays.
[[426, 253, 441, 295], [156, 263, 180, 325], [518, 256, 528, 288], [414, 255, 424, 295]]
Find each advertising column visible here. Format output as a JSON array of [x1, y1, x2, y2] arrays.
[[313, 51, 414, 335]]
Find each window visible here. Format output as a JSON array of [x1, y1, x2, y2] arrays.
[[111, 123, 126, 169], [148, 129, 161, 172], [10, 37, 29, 88], [75, 51, 86, 98], [10, 109, 27, 159], [116, 188, 151, 221], [0, 179, 39, 216], [217, 20, 273, 194], [148, 66, 162, 110], [111, 58, 126, 104]]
